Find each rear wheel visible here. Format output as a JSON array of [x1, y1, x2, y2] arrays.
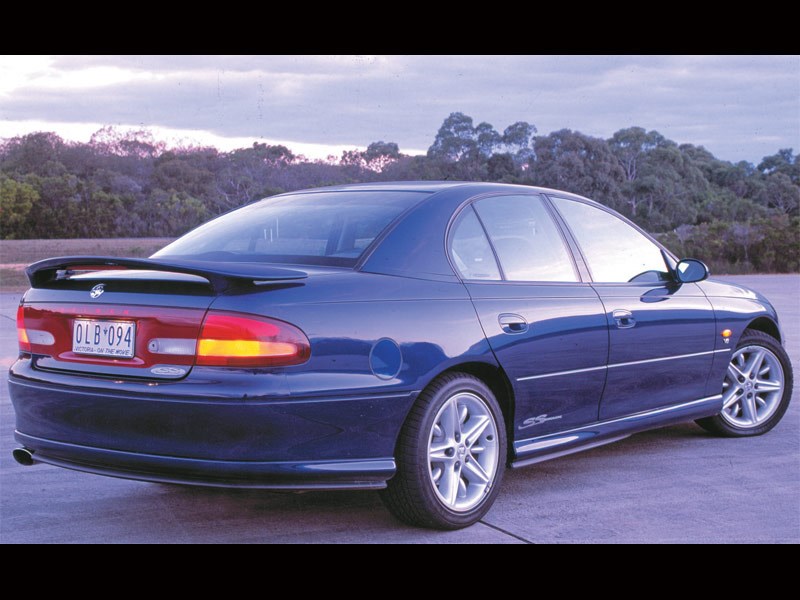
[[381, 373, 506, 530], [696, 330, 793, 437]]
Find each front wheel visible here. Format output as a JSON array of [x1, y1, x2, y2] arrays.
[[696, 330, 793, 437], [380, 373, 506, 530]]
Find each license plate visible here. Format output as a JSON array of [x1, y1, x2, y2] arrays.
[[73, 319, 136, 358]]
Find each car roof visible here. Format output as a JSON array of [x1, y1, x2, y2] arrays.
[[304, 181, 468, 192], [279, 181, 602, 206]]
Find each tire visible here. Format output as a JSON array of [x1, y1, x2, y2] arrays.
[[696, 329, 793, 437], [380, 372, 507, 530]]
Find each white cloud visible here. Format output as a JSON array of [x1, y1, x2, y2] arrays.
[[0, 55, 53, 95]]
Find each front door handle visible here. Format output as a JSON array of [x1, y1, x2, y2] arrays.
[[612, 309, 636, 329], [498, 313, 528, 334]]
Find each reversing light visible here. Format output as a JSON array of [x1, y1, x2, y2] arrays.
[[148, 338, 196, 355], [27, 330, 55, 345], [196, 312, 310, 367]]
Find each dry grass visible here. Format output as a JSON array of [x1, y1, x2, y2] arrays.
[[0, 238, 174, 292]]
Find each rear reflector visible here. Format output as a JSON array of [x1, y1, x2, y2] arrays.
[[196, 312, 310, 367]]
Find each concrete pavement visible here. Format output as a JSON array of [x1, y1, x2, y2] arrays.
[[2, 275, 798, 543]]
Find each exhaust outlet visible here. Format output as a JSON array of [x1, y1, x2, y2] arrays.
[[12, 447, 36, 466]]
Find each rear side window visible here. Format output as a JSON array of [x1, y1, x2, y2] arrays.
[[154, 191, 428, 267], [450, 206, 501, 280], [472, 195, 578, 282]]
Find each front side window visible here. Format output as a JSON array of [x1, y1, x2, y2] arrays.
[[153, 191, 427, 267], [472, 194, 578, 282], [550, 196, 668, 283]]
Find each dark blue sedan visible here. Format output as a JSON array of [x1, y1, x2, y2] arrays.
[[9, 182, 794, 529]]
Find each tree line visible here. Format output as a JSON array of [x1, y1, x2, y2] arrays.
[[1, 115, 798, 273]]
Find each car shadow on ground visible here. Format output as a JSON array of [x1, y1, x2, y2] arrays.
[[132, 422, 731, 541]]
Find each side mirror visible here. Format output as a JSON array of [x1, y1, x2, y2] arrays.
[[675, 258, 709, 284]]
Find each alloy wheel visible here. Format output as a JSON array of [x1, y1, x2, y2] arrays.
[[427, 392, 499, 512]]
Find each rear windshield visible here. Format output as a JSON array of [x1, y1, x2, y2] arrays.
[[153, 190, 428, 267]]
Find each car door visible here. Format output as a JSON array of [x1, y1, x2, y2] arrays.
[[450, 194, 608, 438], [549, 196, 717, 421]]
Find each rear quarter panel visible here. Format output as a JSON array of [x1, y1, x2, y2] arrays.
[[207, 271, 496, 399]]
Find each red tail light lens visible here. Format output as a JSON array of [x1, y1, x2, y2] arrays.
[[17, 305, 31, 353], [196, 312, 310, 367]]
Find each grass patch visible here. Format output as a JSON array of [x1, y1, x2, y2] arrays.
[[0, 238, 174, 292], [0, 238, 174, 263], [0, 268, 28, 291]]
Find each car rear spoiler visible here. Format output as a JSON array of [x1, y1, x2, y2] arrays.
[[26, 256, 307, 294]]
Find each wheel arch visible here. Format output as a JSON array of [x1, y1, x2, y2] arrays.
[[425, 361, 516, 462], [745, 316, 781, 344]]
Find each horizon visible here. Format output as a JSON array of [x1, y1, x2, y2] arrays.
[[0, 120, 791, 167]]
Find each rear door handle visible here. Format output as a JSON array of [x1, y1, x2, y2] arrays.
[[499, 313, 528, 334], [612, 309, 636, 329]]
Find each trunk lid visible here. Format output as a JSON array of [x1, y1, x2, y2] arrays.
[[19, 256, 307, 380]]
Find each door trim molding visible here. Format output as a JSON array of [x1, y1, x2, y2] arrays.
[[516, 348, 729, 382]]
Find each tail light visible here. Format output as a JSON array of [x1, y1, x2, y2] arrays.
[[17, 304, 56, 353], [196, 312, 310, 367], [17, 303, 309, 370], [17, 305, 30, 353]]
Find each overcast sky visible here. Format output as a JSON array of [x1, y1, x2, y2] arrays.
[[0, 55, 797, 163]]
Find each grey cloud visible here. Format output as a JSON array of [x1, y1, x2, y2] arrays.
[[3, 55, 798, 162]]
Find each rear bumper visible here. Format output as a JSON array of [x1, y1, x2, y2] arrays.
[[15, 432, 394, 489], [9, 357, 415, 489]]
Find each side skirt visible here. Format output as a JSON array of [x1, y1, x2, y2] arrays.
[[510, 395, 722, 469]]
